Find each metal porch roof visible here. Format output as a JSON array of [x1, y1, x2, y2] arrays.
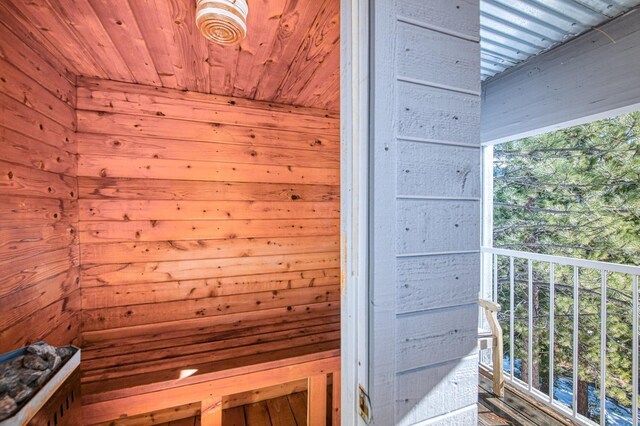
[[480, 0, 640, 80]]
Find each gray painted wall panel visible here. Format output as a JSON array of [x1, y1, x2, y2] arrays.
[[397, 0, 480, 39], [397, 141, 481, 197], [369, 0, 480, 422], [397, 21, 480, 92], [397, 199, 480, 254], [395, 304, 478, 372], [398, 82, 480, 143], [397, 253, 480, 314], [482, 9, 640, 143], [395, 356, 478, 425]]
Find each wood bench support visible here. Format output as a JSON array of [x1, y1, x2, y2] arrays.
[[332, 370, 341, 426], [308, 374, 327, 426], [201, 396, 222, 426], [83, 353, 340, 425]]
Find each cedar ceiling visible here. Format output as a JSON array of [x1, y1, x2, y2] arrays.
[[0, 0, 340, 111]]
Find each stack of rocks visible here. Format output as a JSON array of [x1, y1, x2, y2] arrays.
[[0, 343, 73, 421]]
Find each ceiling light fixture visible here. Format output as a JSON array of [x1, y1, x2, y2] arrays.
[[195, 0, 248, 45]]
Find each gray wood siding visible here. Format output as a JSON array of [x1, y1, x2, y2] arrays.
[[397, 253, 479, 314], [398, 83, 480, 143], [397, 200, 480, 254], [395, 356, 478, 425], [482, 9, 640, 144], [397, 142, 480, 198], [369, 0, 480, 423]]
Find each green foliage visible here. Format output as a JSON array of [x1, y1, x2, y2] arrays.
[[493, 111, 640, 412]]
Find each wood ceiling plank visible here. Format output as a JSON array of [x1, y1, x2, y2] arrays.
[[292, 41, 340, 111], [311, 69, 340, 111], [0, 3, 75, 83], [230, 0, 288, 99], [2, 0, 105, 77], [273, 0, 339, 106], [253, 0, 325, 103], [127, 0, 179, 88], [44, 0, 134, 82], [208, 43, 240, 96], [0, 21, 75, 105], [87, 0, 161, 86], [166, 0, 210, 92]]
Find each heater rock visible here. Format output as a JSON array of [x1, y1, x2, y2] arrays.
[[0, 395, 17, 420], [0, 371, 19, 394], [12, 384, 33, 404], [19, 369, 45, 386], [22, 355, 48, 371]]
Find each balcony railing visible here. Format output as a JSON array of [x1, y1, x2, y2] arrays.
[[480, 247, 640, 426]]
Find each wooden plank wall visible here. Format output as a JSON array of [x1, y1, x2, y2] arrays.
[[0, 18, 80, 353], [75, 77, 341, 352], [368, 0, 480, 424]]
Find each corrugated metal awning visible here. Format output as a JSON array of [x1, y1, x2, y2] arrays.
[[480, 0, 640, 80]]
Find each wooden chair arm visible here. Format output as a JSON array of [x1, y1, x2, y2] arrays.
[[479, 298, 500, 312]]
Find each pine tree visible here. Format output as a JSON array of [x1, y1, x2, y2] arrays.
[[493, 111, 640, 422]]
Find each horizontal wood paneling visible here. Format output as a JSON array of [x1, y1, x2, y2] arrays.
[[76, 79, 340, 404], [78, 154, 339, 185], [79, 199, 339, 221], [78, 218, 339, 243], [78, 178, 338, 202], [77, 133, 340, 169], [0, 22, 79, 353]]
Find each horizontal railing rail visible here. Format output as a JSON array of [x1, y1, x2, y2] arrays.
[[480, 247, 639, 426]]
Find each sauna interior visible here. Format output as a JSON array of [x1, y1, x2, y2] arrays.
[[0, 0, 340, 424]]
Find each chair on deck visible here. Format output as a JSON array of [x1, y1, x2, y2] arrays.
[[479, 299, 504, 397]]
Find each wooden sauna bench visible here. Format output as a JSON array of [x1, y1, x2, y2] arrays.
[[81, 320, 340, 426]]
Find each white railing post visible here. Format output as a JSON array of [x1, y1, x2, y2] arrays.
[[528, 259, 533, 391], [633, 275, 638, 426], [510, 256, 515, 380], [600, 270, 607, 426], [573, 266, 579, 417], [549, 262, 555, 404], [493, 253, 498, 303]]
